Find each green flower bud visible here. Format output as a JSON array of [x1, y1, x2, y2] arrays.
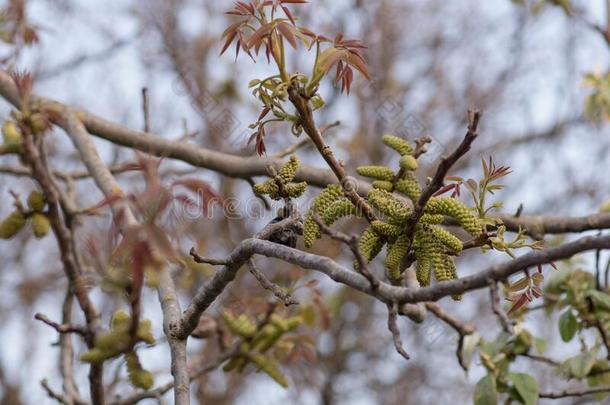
[[28, 113, 47, 135], [356, 165, 395, 181], [27, 190, 45, 212], [31, 213, 51, 238], [0, 210, 26, 239], [2, 121, 22, 144], [399, 155, 418, 171], [382, 134, 413, 156]]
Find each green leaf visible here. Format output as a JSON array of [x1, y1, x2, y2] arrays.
[[533, 337, 547, 354], [568, 349, 598, 379], [508, 373, 539, 405], [474, 374, 497, 405], [558, 310, 578, 342]]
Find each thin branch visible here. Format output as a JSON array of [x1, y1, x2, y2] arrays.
[[40, 379, 88, 405], [273, 120, 340, 158], [178, 232, 610, 338], [312, 214, 380, 290], [489, 281, 515, 334], [425, 302, 475, 371], [34, 313, 87, 336], [539, 385, 610, 399], [496, 213, 610, 240], [387, 302, 410, 360], [288, 86, 377, 221], [247, 259, 298, 306]]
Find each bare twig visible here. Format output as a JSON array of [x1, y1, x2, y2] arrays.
[[247, 259, 298, 306], [178, 232, 610, 339], [387, 302, 410, 360], [288, 86, 377, 221], [489, 281, 515, 334], [34, 313, 87, 336], [312, 214, 380, 290], [273, 120, 340, 158], [539, 386, 610, 399]]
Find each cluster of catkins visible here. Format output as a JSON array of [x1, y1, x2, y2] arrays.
[[0, 190, 51, 239], [221, 311, 302, 388], [304, 135, 484, 299], [80, 310, 155, 389], [252, 155, 307, 200]]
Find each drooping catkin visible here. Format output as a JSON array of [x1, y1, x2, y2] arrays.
[[385, 233, 410, 281], [425, 197, 483, 236], [358, 226, 384, 263], [428, 225, 462, 254]]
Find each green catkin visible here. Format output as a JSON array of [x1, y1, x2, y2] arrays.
[[0, 210, 26, 239], [367, 189, 411, 222], [125, 351, 154, 390], [358, 226, 384, 263], [399, 155, 418, 171], [221, 311, 257, 338], [304, 184, 344, 247], [425, 197, 483, 236], [432, 253, 461, 301], [382, 134, 413, 156], [253, 181, 278, 196], [27, 190, 45, 212], [303, 212, 320, 248], [395, 172, 421, 202], [413, 226, 436, 287], [136, 319, 156, 344], [323, 199, 359, 225], [249, 353, 289, 388], [284, 181, 307, 198], [371, 180, 394, 191], [370, 220, 402, 240], [385, 233, 410, 281], [278, 155, 299, 183], [356, 165, 395, 181], [416, 255, 432, 287], [420, 213, 444, 224], [428, 225, 462, 254], [31, 213, 51, 238]]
